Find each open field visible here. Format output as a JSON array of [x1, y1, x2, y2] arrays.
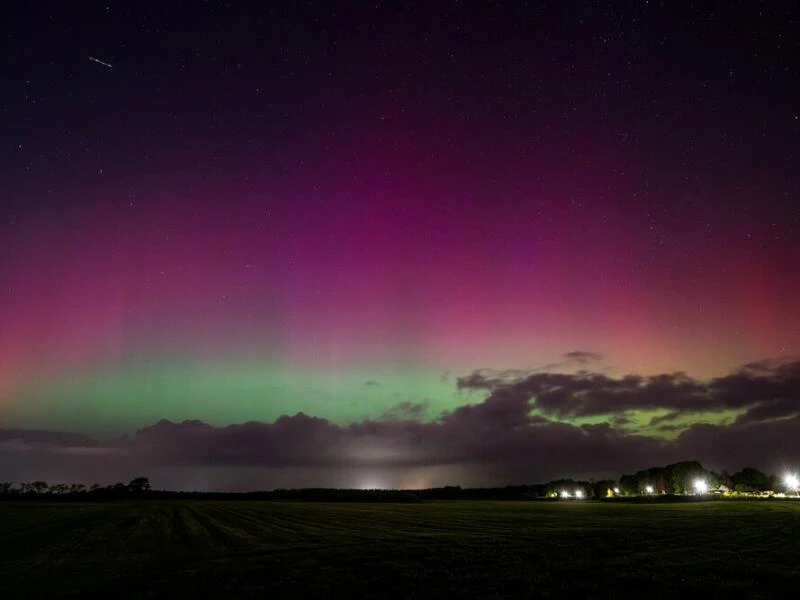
[[1, 500, 799, 598]]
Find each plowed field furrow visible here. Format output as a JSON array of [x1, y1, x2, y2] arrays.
[[1, 500, 799, 599]]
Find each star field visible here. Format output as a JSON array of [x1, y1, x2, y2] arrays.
[[0, 1, 798, 487]]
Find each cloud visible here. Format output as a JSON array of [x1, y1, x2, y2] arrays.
[[674, 416, 800, 470], [530, 351, 607, 373], [562, 351, 604, 365], [0, 428, 101, 449], [2, 359, 799, 490], [131, 414, 343, 468], [456, 358, 800, 422], [380, 401, 427, 421]]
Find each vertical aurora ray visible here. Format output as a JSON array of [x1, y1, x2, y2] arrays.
[[1, 2, 798, 438]]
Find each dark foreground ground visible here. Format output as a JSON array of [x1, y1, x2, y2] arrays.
[[1, 500, 799, 598]]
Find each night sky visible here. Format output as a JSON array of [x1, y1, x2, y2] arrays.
[[2, 1, 799, 490]]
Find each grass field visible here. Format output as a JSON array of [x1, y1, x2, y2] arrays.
[[1, 500, 799, 598]]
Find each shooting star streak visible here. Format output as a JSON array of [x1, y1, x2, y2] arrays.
[[89, 56, 113, 69]]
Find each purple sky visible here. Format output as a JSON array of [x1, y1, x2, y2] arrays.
[[1, 2, 799, 489]]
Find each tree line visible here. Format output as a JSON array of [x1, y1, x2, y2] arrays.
[[0, 462, 793, 502], [0, 477, 152, 500], [617, 461, 780, 496]]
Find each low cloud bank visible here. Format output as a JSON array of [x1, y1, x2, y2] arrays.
[[2, 356, 799, 491]]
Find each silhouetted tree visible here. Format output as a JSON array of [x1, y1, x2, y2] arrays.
[[618, 474, 638, 496], [0, 482, 13, 494], [31, 481, 48, 494], [732, 467, 771, 492], [127, 477, 152, 494], [664, 461, 706, 494], [768, 473, 780, 493], [590, 480, 616, 499]]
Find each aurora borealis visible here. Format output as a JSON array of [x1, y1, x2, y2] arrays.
[[1, 2, 799, 489]]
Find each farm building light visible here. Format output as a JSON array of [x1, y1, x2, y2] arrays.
[[560, 490, 571, 499], [693, 479, 708, 494], [574, 489, 584, 499], [645, 485, 654, 494]]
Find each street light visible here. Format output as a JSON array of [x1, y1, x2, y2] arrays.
[[693, 478, 708, 495], [560, 490, 571, 499], [645, 485, 654, 495], [785, 474, 799, 496], [574, 489, 584, 499]]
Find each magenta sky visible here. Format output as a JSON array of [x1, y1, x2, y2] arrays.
[[1, 2, 799, 488]]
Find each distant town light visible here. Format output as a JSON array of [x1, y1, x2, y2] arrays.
[[693, 479, 708, 494], [574, 489, 584, 499], [645, 485, 654, 494], [560, 490, 571, 499]]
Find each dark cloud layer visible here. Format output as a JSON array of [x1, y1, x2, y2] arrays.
[[0, 428, 101, 448], [457, 358, 800, 422], [562, 351, 604, 365], [2, 359, 800, 491]]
